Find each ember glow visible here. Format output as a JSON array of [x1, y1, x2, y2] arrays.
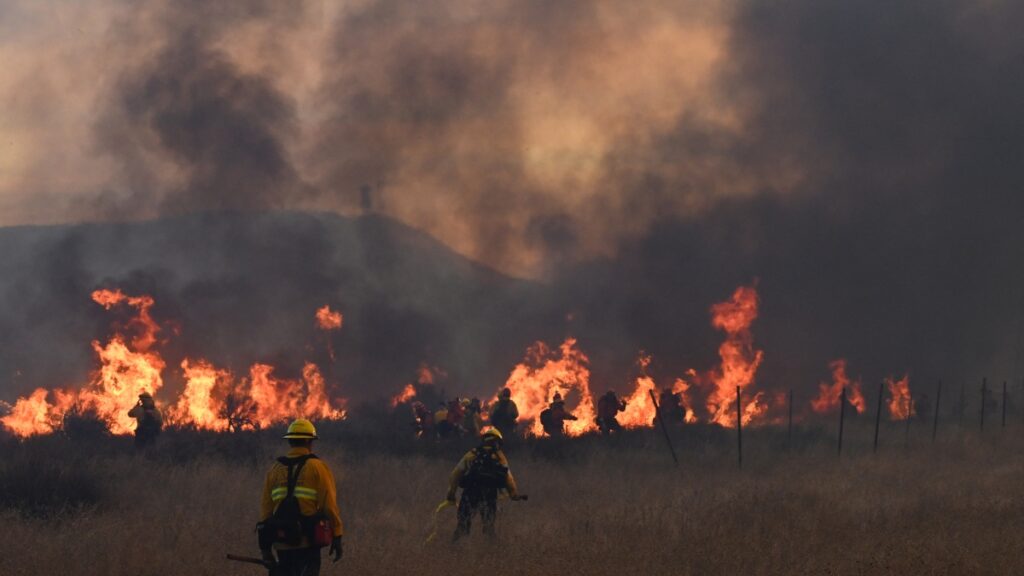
[[811, 359, 867, 414], [416, 363, 441, 385], [886, 375, 914, 420], [500, 338, 597, 436], [1, 290, 347, 437]]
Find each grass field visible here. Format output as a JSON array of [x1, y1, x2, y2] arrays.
[[1, 418, 1022, 575]]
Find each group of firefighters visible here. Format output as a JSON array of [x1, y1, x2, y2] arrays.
[[410, 386, 690, 440], [122, 384, 692, 576]]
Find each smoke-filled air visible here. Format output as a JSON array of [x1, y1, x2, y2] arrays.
[[2, 1, 1024, 575]]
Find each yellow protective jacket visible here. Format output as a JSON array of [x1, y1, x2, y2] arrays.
[[448, 445, 518, 499], [260, 447, 344, 548]]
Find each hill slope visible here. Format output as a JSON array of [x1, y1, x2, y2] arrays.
[[0, 211, 548, 402]]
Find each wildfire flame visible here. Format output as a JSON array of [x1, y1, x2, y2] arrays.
[[248, 362, 345, 426], [886, 374, 913, 420], [810, 359, 867, 414], [498, 285, 765, 434], [674, 285, 765, 427], [672, 378, 699, 424], [1, 290, 347, 437], [0, 388, 59, 437], [167, 359, 233, 431], [618, 354, 658, 428], [91, 289, 161, 351], [1, 289, 169, 436], [390, 383, 417, 408], [499, 338, 597, 436], [315, 305, 343, 331], [168, 361, 346, 430], [315, 305, 343, 362]]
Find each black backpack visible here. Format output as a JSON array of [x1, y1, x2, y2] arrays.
[[490, 401, 510, 425], [139, 409, 161, 435], [262, 454, 317, 547], [539, 408, 555, 430], [461, 446, 508, 490]]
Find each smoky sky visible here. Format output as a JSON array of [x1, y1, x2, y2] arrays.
[[565, 0, 1024, 392], [2, 0, 1024, 404]]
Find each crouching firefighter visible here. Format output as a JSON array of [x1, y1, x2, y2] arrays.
[[258, 419, 344, 576], [447, 428, 524, 541]]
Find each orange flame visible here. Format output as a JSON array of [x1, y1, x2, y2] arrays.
[[675, 285, 765, 427], [810, 359, 866, 414], [0, 388, 60, 436], [2, 290, 347, 437], [84, 336, 166, 434], [166, 361, 346, 431], [671, 378, 699, 423], [500, 338, 597, 436], [885, 374, 913, 420], [618, 354, 658, 428], [245, 363, 345, 428], [315, 305, 343, 331], [611, 285, 767, 429], [91, 289, 161, 351], [166, 359, 233, 431], [2, 297, 166, 436], [391, 383, 417, 408]]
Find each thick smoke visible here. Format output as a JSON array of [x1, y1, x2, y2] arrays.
[[93, 1, 316, 216], [553, 0, 1024, 392], [1, 0, 741, 274], [1, 0, 1023, 406]]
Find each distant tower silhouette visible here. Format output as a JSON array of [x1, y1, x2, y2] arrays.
[[360, 184, 373, 214]]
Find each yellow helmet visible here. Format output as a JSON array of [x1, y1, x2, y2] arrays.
[[481, 427, 503, 443], [283, 418, 318, 440]]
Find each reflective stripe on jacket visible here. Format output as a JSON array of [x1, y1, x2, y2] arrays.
[[449, 446, 518, 497], [260, 447, 344, 547]]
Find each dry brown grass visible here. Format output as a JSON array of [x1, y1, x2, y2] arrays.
[[1, 420, 1023, 575]]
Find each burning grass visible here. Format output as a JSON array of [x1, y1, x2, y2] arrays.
[[1, 421, 1022, 575]]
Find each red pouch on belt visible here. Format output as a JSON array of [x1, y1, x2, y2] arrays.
[[311, 517, 333, 548]]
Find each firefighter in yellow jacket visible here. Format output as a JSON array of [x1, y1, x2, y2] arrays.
[[447, 428, 523, 541], [258, 419, 343, 575]]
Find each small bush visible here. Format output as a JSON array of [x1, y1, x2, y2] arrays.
[[61, 409, 112, 442]]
